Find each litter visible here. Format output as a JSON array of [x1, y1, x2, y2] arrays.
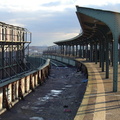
[[29, 117, 44, 120], [81, 79, 88, 83], [63, 105, 68, 108], [65, 85, 72, 88], [21, 105, 29, 110], [64, 109, 72, 113]]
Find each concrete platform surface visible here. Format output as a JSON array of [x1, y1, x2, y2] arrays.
[[74, 59, 120, 120]]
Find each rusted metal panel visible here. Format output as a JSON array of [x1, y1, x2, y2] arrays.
[[0, 88, 3, 109], [0, 59, 50, 113], [18, 80, 23, 100]]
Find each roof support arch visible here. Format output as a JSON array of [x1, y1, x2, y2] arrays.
[[53, 6, 120, 92], [76, 6, 120, 92]]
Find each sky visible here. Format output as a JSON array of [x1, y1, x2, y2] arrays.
[[0, 0, 120, 46]]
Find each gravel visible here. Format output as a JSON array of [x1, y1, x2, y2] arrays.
[[0, 66, 87, 120]]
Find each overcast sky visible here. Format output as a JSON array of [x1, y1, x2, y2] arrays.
[[0, 0, 120, 46]]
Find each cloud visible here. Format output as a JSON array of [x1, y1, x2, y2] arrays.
[[0, 0, 73, 12], [32, 31, 79, 46], [0, 0, 120, 12], [74, 0, 120, 6], [25, 8, 80, 46], [7, 19, 25, 27], [0, 0, 120, 46], [90, 3, 120, 12], [42, 1, 61, 7]]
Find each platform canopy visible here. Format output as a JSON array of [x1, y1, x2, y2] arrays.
[[54, 6, 120, 92], [54, 6, 120, 45]]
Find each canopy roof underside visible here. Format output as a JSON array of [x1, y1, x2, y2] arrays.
[[54, 6, 120, 45]]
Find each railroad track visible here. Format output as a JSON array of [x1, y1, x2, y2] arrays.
[[50, 59, 67, 67]]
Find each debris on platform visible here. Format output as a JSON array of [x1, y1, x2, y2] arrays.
[[81, 79, 88, 83], [51, 90, 62, 96], [30, 107, 39, 110], [64, 109, 72, 113], [63, 105, 68, 108], [65, 85, 72, 88], [29, 117, 44, 120], [0, 66, 86, 120], [63, 105, 72, 113], [75, 72, 82, 76], [21, 105, 29, 110]]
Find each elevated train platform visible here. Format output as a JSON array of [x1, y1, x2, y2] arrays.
[[42, 55, 120, 120], [74, 59, 120, 120], [45, 5, 120, 120]]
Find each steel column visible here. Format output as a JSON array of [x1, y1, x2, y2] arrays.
[[86, 44, 88, 61], [83, 45, 84, 58], [113, 36, 119, 92], [99, 40, 102, 67], [119, 44, 120, 64], [95, 42, 97, 64], [76, 45, 78, 57], [90, 43, 93, 62], [111, 42, 113, 66], [60, 45, 62, 55], [79, 45, 81, 58], [62, 45, 64, 55], [68, 45, 70, 56], [101, 40, 104, 72], [2, 45, 4, 79], [65, 45, 68, 55], [105, 38, 109, 78], [72, 45, 74, 56]]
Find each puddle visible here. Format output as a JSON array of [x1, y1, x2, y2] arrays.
[[21, 105, 29, 110], [29, 117, 44, 120], [81, 79, 88, 83], [36, 90, 62, 104], [65, 85, 73, 88], [75, 72, 82, 76], [37, 109, 43, 112], [51, 90, 62, 96], [31, 107, 39, 110]]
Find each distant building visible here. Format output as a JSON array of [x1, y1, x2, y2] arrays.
[[43, 45, 59, 54]]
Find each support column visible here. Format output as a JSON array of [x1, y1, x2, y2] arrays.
[[62, 45, 64, 55], [65, 45, 68, 55], [68, 45, 71, 56], [60, 45, 62, 55], [79, 45, 81, 58], [70, 45, 72, 56], [99, 40, 102, 67], [76, 45, 78, 57], [101, 40, 104, 72], [83, 45, 84, 58], [111, 42, 113, 66], [113, 35, 119, 92], [2, 45, 4, 79], [61, 45, 63, 55], [119, 43, 120, 64], [105, 38, 109, 78], [90, 42, 93, 62], [72, 45, 74, 56], [86, 44, 88, 61], [95, 42, 97, 64]]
